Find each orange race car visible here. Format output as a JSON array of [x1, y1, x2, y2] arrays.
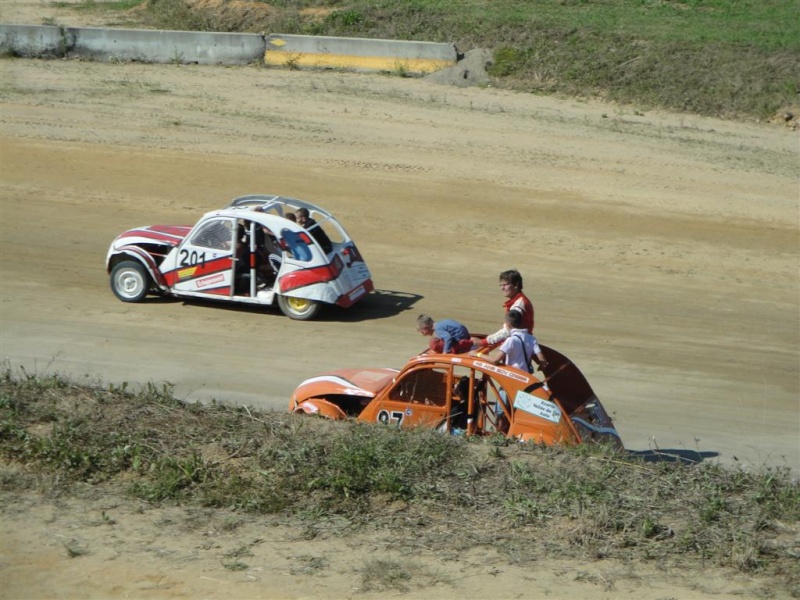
[[289, 345, 624, 448]]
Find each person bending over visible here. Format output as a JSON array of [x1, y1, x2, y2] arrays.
[[416, 315, 473, 354]]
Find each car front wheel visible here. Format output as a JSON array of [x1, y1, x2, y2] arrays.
[[277, 295, 322, 320], [110, 260, 150, 302]]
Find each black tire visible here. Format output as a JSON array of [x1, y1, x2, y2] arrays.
[[110, 260, 150, 303], [277, 294, 322, 320]]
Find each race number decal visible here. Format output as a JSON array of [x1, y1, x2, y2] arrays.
[[179, 249, 207, 268], [377, 410, 405, 426], [513, 391, 562, 424]]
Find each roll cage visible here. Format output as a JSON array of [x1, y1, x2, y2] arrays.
[[226, 194, 346, 251], [380, 358, 546, 436]]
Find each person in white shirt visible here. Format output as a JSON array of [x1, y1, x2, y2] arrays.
[[472, 310, 548, 373], [469, 310, 549, 429]]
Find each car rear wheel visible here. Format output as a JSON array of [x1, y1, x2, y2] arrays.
[[277, 295, 322, 320], [110, 260, 150, 302]]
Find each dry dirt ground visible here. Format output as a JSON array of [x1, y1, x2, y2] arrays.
[[1, 2, 799, 599]]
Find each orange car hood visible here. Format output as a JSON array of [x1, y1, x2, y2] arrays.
[[294, 367, 398, 400]]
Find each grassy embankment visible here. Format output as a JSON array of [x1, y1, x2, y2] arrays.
[[2, 371, 798, 591], [112, 0, 800, 120]]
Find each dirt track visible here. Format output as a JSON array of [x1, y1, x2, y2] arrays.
[[0, 13, 798, 597], [2, 55, 797, 470]]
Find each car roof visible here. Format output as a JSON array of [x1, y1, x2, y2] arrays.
[[199, 194, 347, 236], [404, 352, 536, 388], [406, 347, 600, 417], [226, 194, 336, 219], [199, 207, 308, 231]]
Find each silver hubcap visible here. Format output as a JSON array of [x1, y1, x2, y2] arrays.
[[115, 268, 144, 299]]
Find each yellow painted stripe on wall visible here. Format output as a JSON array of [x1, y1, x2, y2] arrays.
[[264, 51, 454, 73]]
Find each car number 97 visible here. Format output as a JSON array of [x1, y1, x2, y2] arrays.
[[377, 410, 404, 426]]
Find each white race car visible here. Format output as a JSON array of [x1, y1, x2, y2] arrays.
[[106, 194, 373, 320]]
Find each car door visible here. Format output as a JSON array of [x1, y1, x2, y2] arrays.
[[171, 217, 237, 297], [281, 214, 372, 307], [330, 241, 372, 304], [360, 365, 452, 430]]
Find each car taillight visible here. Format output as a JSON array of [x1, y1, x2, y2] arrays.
[[330, 254, 344, 277], [345, 245, 364, 263]]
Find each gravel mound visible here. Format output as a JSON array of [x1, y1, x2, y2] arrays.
[[425, 48, 493, 87]]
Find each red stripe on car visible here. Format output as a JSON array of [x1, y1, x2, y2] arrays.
[[162, 256, 232, 286], [280, 264, 339, 292]]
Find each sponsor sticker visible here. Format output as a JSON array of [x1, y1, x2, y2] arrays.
[[196, 273, 225, 289], [474, 361, 529, 383], [513, 390, 562, 424], [178, 266, 197, 279], [349, 285, 366, 301]]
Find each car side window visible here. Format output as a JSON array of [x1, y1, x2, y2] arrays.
[[280, 229, 313, 262], [190, 219, 233, 250], [388, 367, 448, 406]]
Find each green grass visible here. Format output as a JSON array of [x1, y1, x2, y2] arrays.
[[55, 0, 144, 13], [117, 0, 798, 119], [50, 0, 799, 118], [1, 370, 798, 590]]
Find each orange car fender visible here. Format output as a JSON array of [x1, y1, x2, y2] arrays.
[[507, 394, 581, 445], [512, 426, 578, 446], [292, 398, 348, 420], [508, 413, 580, 445]]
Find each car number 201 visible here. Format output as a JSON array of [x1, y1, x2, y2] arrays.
[[377, 410, 404, 426], [180, 249, 206, 267]]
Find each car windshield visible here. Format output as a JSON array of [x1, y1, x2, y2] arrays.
[[190, 219, 232, 250]]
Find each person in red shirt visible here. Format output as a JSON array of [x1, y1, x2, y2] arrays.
[[472, 269, 534, 348]]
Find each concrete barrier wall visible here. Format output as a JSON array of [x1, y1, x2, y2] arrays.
[[265, 34, 457, 74], [0, 24, 457, 73], [0, 24, 264, 65], [0, 24, 66, 57], [70, 27, 264, 65]]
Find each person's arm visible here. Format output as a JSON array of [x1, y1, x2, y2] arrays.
[[531, 336, 549, 371], [477, 305, 528, 346], [483, 325, 510, 346], [471, 324, 510, 347], [470, 346, 505, 364]]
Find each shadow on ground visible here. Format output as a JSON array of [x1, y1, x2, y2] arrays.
[[138, 288, 423, 322], [628, 449, 720, 465], [334, 289, 423, 322]]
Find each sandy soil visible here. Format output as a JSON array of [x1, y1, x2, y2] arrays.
[[1, 2, 799, 598]]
